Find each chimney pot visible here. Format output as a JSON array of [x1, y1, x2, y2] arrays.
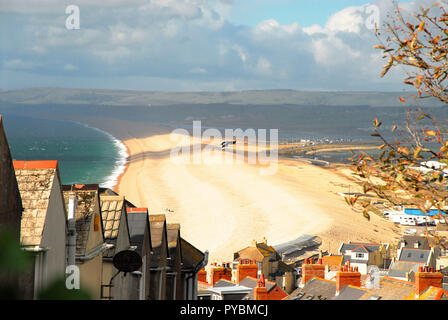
[[318, 258, 323, 265], [419, 266, 423, 272]]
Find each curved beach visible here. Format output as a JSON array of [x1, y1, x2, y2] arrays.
[[78, 117, 401, 263]]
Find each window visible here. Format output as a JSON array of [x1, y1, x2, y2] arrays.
[[356, 253, 364, 259]]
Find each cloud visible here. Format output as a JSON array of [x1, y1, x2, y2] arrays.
[[63, 64, 78, 71], [3, 59, 36, 70], [0, 0, 436, 91]]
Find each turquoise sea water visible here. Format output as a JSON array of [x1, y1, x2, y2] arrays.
[[2, 114, 127, 187]]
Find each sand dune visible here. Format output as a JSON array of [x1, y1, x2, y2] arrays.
[[85, 119, 401, 264]]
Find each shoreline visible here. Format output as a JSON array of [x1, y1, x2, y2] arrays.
[[72, 120, 130, 191], [113, 141, 130, 195], [51, 116, 402, 263]]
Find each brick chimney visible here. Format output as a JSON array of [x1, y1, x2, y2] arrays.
[[254, 273, 268, 300], [235, 259, 258, 284], [335, 262, 361, 295], [300, 258, 325, 287], [198, 267, 207, 283], [415, 266, 443, 296], [209, 262, 232, 285]]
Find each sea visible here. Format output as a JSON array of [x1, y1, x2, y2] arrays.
[[2, 114, 128, 188]]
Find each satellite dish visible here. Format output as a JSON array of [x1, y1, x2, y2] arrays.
[[113, 250, 142, 273]]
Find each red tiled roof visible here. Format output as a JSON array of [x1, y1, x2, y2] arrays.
[[322, 255, 344, 266], [352, 245, 369, 253], [13, 160, 58, 170], [127, 207, 148, 213]]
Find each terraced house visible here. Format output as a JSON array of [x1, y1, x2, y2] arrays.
[[14, 160, 67, 299], [62, 184, 107, 300]]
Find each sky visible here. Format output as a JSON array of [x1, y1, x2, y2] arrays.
[[0, 0, 441, 92]]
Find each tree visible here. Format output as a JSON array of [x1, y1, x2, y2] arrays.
[[347, 1, 448, 240]]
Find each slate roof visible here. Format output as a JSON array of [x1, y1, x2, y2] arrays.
[[167, 224, 181, 266], [332, 285, 368, 300], [126, 207, 150, 255], [100, 195, 127, 257], [62, 184, 100, 256], [359, 277, 415, 300], [399, 235, 430, 250], [207, 285, 252, 295], [285, 278, 336, 300], [388, 261, 422, 279], [340, 242, 382, 254], [14, 161, 59, 246], [272, 235, 322, 259], [149, 214, 168, 267], [0, 116, 22, 236], [180, 237, 205, 270], [398, 248, 431, 263], [213, 279, 235, 288]]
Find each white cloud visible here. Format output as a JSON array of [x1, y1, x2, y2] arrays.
[[64, 64, 78, 71], [3, 59, 36, 70], [325, 6, 366, 34], [0, 0, 432, 91]]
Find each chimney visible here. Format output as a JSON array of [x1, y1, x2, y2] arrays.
[[415, 266, 443, 296], [300, 258, 325, 287], [235, 259, 258, 284], [198, 267, 207, 283], [335, 263, 361, 295], [209, 263, 232, 285], [254, 273, 268, 300]]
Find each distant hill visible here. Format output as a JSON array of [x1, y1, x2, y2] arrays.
[[0, 87, 445, 107]]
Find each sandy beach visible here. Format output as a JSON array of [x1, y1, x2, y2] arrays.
[[76, 117, 402, 263]]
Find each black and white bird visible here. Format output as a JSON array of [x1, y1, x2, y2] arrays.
[[221, 139, 237, 150]]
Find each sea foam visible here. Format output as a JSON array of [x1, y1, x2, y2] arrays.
[[71, 121, 129, 190]]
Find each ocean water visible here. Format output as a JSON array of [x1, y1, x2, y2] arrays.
[[2, 114, 127, 188]]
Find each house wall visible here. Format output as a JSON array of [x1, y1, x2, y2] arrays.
[[104, 210, 134, 300], [142, 228, 151, 299], [79, 253, 103, 299], [282, 271, 295, 293], [84, 196, 103, 254], [40, 175, 67, 286]]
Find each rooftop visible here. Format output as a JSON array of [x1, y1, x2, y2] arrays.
[[398, 248, 431, 263], [126, 207, 150, 255], [286, 278, 336, 300], [14, 161, 59, 246], [62, 184, 101, 256], [100, 195, 127, 257]]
